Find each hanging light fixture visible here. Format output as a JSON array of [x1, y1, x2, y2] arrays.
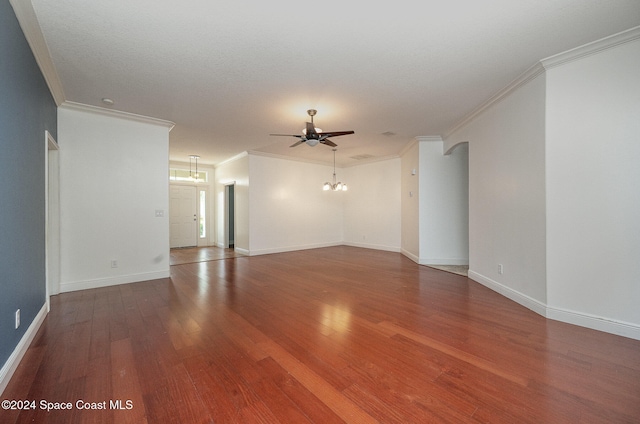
[[324, 149, 347, 191], [189, 155, 201, 182]]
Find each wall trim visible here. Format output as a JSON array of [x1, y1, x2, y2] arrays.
[[444, 25, 640, 140], [342, 154, 400, 168], [216, 151, 249, 168], [248, 149, 400, 168], [248, 241, 342, 256], [444, 62, 546, 139], [398, 139, 418, 158], [468, 270, 547, 316], [60, 270, 170, 293], [415, 136, 444, 143], [59, 101, 175, 129], [0, 303, 47, 396], [248, 150, 334, 167], [420, 258, 469, 266], [343, 241, 401, 253], [468, 271, 640, 341], [546, 306, 640, 341], [540, 25, 640, 70], [401, 249, 420, 264], [234, 247, 250, 256], [9, 0, 65, 106], [214, 243, 250, 256]]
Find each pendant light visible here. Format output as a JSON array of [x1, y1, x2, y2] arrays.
[[189, 155, 200, 182], [324, 149, 347, 191]]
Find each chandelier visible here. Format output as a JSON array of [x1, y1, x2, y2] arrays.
[[323, 149, 347, 191]]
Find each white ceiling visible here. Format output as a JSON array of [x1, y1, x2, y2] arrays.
[[28, 0, 640, 166]]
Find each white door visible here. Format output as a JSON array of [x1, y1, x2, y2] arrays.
[[170, 185, 197, 248]]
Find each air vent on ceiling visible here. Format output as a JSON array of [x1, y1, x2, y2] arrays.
[[350, 154, 375, 161], [381, 131, 396, 137]]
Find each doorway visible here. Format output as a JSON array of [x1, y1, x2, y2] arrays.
[[224, 183, 235, 249], [45, 131, 60, 308]]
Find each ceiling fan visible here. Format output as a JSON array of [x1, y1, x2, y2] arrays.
[[270, 109, 354, 148]]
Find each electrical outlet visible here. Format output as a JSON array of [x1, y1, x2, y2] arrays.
[[111, 260, 118, 268], [15, 309, 20, 329], [498, 264, 504, 275]]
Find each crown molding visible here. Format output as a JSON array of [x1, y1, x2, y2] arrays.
[[398, 136, 443, 157], [342, 154, 400, 168], [248, 150, 400, 168], [60, 101, 175, 129], [415, 136, 443, 143], [443, 62, 546, 139], [248, 150, 332, 166], [444, 25, 640, 140], [9, 0, 65, 106], [398, 138, 418, 157], [215, 151, 249, 168], [541, 25, 640, 70]]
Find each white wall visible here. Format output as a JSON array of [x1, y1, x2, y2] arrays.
[[545, 38, 640, 335], [214, 153, 249, 252], [58, 103, 172, 292], [343, 158, 401, 252], [401, 142, 420, 261], [447, 72, 548, 306], [248, 154, 343, 255], [443, 31, 640, 339], [419, 140, 469, 265]]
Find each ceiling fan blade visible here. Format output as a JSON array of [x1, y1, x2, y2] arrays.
[[270, 133, 302, 137], [290, 139, 306, 147], [317, 130, 355, 138], [321, 139, 338, 147]]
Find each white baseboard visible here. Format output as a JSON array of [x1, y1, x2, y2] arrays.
[[468, 270, 547, 316], [0, 303, 47, 396], [419, 258, 469, 266], [247, 241, 342, 256], [60, 269, 170, 293], [234, 247, 249, 255], [399, 250, 469, 266], [401, 249, 420, 264], [343, 241, 401, 253], [546, 306, 640, 341], [468, 270, 640, 341]]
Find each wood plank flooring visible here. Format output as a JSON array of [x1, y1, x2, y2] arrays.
[[170, 246, 244, 266], [2, 246, 639, 423]]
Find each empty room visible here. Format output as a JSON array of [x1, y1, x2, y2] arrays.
[[1, 1, 639, 423]]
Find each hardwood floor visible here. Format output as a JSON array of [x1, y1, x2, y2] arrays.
[[170, 246, 244, 266], [2, 246, 639, 423]]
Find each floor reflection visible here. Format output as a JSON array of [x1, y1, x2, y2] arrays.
[[321, 303, 352, 335], [170, 246, 245, 265]]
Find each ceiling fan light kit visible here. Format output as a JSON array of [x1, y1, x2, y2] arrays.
[[270, 109, 352, 191], [270, 109, 354, 148]]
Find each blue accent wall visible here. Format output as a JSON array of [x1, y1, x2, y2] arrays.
[[0, 0, 57, 369]]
